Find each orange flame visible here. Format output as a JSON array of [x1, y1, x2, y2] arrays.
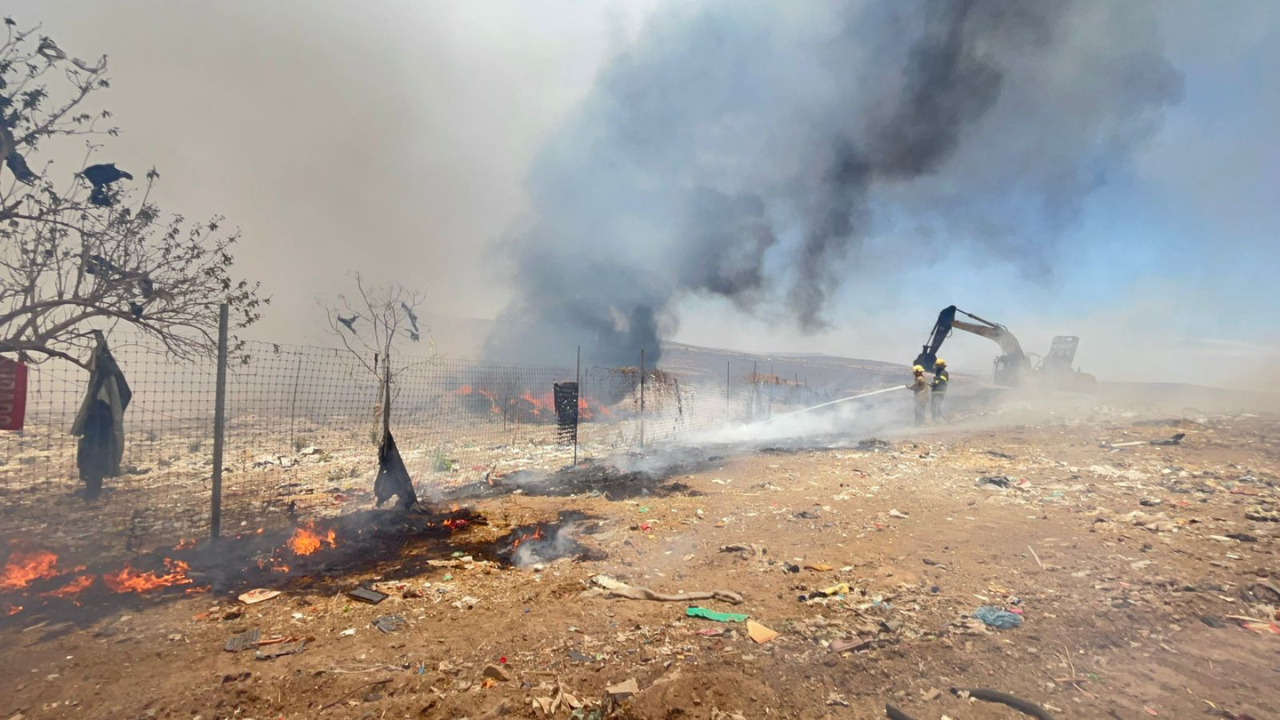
[[457, 385, 501, 413], [3, 604, 21, 616], [42, 575, 94, 600], [442, 518, 469, 531], [511, 525, 544, 551], [287, 523, 337, 556], [174, 538, 197, 550], [0, 550, 81, 591], [103, 559, 193, 593]]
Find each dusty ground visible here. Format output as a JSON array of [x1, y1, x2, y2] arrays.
[[2, 399, 1278, 720]]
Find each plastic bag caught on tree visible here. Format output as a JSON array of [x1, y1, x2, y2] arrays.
[[374, 430, 417, 509]]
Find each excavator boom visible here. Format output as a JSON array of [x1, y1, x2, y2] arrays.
[[914, 305, 1029, 387], [912, 305, 1093, 391]]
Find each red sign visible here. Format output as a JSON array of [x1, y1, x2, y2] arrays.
[[0, 357, 28, 431]]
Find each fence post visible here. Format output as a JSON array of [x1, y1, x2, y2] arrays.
[[639, 348, 645, 448], [210, 303, 229, 540], [573, 346, 580, 466], [725, 360, 730, 421], [751, 360, 758, 421]]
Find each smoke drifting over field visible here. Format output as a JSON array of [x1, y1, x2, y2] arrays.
[[485, 0, 1182, 367]]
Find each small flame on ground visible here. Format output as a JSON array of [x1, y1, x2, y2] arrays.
[[287, 523, 337, 556], [3, 604, 21, 616], [103, 559, 193, 594], [510, 525, 544, 551], [442, 518, 469, 531], [174, 538, 197, 550]]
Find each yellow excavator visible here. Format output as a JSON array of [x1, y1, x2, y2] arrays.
[[913, 306, 1096, 392]]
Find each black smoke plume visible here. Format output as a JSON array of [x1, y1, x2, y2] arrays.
[[485, 0, 1183, 367]]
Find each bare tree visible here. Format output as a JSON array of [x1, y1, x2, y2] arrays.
[[322, 273, 432, 442], [322, 274, 432, 509], [0, 20, 265, 369]]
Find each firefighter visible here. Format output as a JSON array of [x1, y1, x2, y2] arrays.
[[930, 358, 949, 422], [907, 365, 928, 426]]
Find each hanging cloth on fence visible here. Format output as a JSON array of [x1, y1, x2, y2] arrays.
[[71, 335, 132, 498], [374, 429, 418, 509], [553, 382, 579, 445], [0, 357, 28, 431]]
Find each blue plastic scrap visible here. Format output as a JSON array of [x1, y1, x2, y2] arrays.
[[973, 605, 1022, 629]]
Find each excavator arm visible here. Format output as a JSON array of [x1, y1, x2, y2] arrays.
[[913, 305, 1028, 386]]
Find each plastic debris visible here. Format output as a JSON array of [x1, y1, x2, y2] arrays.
[[238, 589, 280, 605], [372, 614, 407, 633], [973, 606, 1023, 629], [224, 628, 260, 652], [347, 587, 388, 604], [746, 619, 778, 643], [686, 607, 748, 623], [255, 639, 306, 660]]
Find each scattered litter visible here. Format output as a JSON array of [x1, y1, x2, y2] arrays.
[[1200, 615, 1227, 629], [804, 562, 833, 572], [718, 544, 764, 557], [686, 607, 748, 623], [238, 589, 280, 605], [482, 663, 511, 682], [606, 678, 639, 699], [1245, 508, 1280, 523], [977, 476, 1012, 489], [950, 687, 1054, 719], [347, 587, 388, 605], [568, 650, 594, 662], [973, 606, 1023, 630], [885, 703, 915, 720], [583, 575, 744, 604], [806, 583, 850, 600], [223, 628, 260, 652], [1243, 581, 1280, 604], [255, 639, 306, 660], [829, 637, 871, 653], [452, 596, 480, 610], [746, 619, 778, 644], [1149, 433, 1186, 446], [372, 615, 407, 634], [339, 628, 356, 637], [888, 509, 909, 519]]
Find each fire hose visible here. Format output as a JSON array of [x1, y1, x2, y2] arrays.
[[756, 385, 904, 425]]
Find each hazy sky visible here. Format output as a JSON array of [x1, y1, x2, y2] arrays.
[[9, 1, 1279, 388]]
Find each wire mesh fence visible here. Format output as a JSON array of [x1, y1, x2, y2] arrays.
[[0, 332, 882, 557]]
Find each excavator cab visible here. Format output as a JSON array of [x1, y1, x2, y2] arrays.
[[993, 353, 1030, 387]]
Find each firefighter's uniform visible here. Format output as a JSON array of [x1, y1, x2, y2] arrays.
[[930, 359, 949, 422], [907, 366, 928, 426]]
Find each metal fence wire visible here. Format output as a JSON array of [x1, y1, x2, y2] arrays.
[[0, 330, 889, 556]]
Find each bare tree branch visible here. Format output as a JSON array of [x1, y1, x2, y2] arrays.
[[0, 23, 266, 367]]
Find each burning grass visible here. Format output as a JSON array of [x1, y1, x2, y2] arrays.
[[490, 511, 605, 568], [0, 505, 492, 626]]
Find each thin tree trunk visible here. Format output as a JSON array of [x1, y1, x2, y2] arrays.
[[381, 346, 392, 442]]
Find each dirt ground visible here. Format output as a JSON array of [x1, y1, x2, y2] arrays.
[[2, 398, 1278, 719]]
